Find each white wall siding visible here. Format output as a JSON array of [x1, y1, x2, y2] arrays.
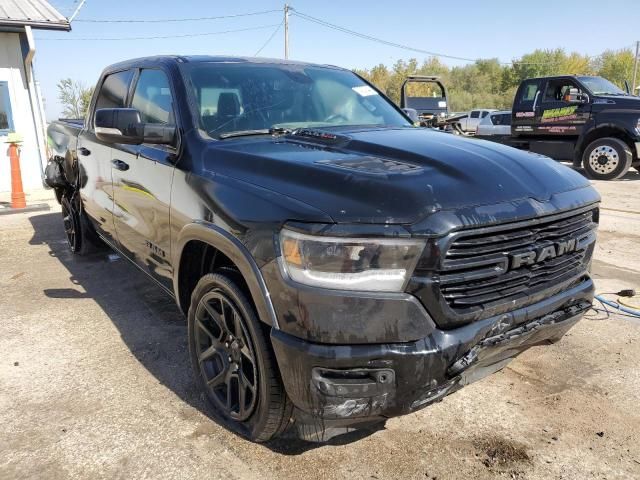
[[0, 32, 43, 192]]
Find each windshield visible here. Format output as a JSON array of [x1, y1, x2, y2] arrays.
[[578, 76, 627, 95], [182, 62, 411, 138]]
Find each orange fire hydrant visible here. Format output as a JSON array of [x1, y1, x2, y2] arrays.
[[7, 135, 26, 209]]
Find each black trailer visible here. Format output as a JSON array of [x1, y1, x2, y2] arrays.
[[400, 75, 449, 127]]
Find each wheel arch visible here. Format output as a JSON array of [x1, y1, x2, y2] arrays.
[[173, 222, 279, 328], [575, 124, 637, 166]]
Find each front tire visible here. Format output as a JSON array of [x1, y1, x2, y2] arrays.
[[187, 273, 292, 442], [582, 137, 632, 180]]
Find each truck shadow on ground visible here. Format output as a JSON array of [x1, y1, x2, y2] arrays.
[[28, 212, 381, 455]]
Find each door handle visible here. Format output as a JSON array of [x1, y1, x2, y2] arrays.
[[78, 147, 91, 156], [112, 159, 130, 171]]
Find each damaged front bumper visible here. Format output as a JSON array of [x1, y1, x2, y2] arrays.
[[270, 279, 594, 441]]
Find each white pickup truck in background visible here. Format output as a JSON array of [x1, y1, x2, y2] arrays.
[[458, 109, 496, 133]]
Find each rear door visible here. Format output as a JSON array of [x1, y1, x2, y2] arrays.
[[475, 113, 492, 136], [494, 113, 512, 136], [78, 69, 135, 243], [111, 67, 178, 291], [496, 113, 511, 136], [536, 77, 591, 137], [477, 110, 491, 132], [465, 110, 480, 131], [512, 78, 542, 136]]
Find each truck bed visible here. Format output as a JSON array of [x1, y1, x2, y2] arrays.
[[47, 119, 83, 185]]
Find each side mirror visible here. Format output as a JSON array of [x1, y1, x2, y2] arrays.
[[402, 108, 419, 124], [94, 108, 176, 145], [565, 88, 589, 104]]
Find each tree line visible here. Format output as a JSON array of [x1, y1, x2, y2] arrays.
[[55, 47, 636, 118], [354, 47, 637, 112]]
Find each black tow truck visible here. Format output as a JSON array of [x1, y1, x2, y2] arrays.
[[46, 55, 599, 442], [503, 75, 640, 180]]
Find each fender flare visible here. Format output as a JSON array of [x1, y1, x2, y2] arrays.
[[173, 221, 279, 328]]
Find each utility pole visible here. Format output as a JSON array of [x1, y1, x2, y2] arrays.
[[633, 41, 639, 95], [284, 4, 289, 59]]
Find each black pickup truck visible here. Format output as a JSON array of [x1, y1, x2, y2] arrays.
[[508, 75, 640, 180], [46, 56, 600, 442]]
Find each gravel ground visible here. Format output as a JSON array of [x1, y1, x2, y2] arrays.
[[1, 172, 640, 480]]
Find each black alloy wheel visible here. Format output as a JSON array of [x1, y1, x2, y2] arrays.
[[188, 273, 292, 441], [194, 290, 258, 421], [61, 195, 81, 253]]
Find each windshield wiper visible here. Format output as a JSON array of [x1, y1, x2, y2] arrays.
[[218, 127, 292, 140]]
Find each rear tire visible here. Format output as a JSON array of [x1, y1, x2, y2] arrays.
[[582, 137, 632, 180], [61, 194, 99, 255], [187, 272, 292, 442]]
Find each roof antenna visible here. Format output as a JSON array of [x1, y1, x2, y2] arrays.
[[69, 0, 88, 23]]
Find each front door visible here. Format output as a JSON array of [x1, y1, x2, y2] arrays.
[[79, 69, 135, 243], [536, 77, 591, 137], [111, 68, 178, 291], [512, 78, 542, 136]]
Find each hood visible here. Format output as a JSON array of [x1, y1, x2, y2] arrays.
[[592, 94, 640, 110], [202, 127, 594, 225]]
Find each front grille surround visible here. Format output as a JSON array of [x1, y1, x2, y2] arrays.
[[408, 205, 598, 328]]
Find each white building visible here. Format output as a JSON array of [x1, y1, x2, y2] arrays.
[[0, 0, 69, 193]]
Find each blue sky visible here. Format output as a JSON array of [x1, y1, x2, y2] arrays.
[[37, 0, 640, 120]]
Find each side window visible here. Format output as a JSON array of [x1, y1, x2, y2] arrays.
[[0, 81, 14, 134], [481, 111, 490, 118], [95, 70, 134, 110], [491, 114, 500, 125], [131, 69, 175, 124], [502, 113, 512, 125], [470, 110, 480, 119], [542, 79, 579, 103], [519, 80, 540, 102]]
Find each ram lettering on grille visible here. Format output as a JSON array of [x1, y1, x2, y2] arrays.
[[437, 209, 597, 313]]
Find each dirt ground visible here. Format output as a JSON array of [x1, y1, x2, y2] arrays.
[[1, 169, 640, 480]]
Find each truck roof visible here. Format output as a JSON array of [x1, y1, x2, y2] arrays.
[[523, 74, 598, 81], [104, 55, 345, 73]]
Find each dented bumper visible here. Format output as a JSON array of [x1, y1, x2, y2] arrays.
[[271, 279, 593, 437]]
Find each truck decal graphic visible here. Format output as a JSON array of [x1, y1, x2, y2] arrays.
[[538, 125, 577, 133], [541, 106, 578, 123]]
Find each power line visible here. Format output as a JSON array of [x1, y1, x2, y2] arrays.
[[72, 9, 280, 23], [254, 20, 284, 56], [37, 23, 281, 41], [292, 10, 479, 63], [291, 9, 562, 66]]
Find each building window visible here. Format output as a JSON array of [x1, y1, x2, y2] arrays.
[[0, 81, 14, 135]]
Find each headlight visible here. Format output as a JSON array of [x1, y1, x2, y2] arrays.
[[279, 229, 425, 292]]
